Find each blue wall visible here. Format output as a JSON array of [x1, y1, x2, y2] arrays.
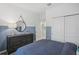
[[0, 26, 8, 51], [0, 26, 36, 51], [46, 26, 51, 40]]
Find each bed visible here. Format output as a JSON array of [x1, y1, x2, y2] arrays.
[[16, 40, 77, 55]]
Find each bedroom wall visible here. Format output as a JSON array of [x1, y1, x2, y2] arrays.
[[0, 4, 40, 26], [46, 3, 79, 21], [46, 3, 79, 46], [38, 11, 46, 40], [0, 4, 41, 51]]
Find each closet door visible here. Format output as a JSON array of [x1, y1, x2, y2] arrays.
[[65, 15, 79, 45], [51, 17, 64, 42]]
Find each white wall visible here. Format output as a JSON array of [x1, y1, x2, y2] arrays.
[[51, 17, 65, 42], [46, 3, 79, 46], [0, 4, 41, 41], [36, 11, 46, 41], [46, 3, 79, 21], [0, 4, 40, 26], [65, 15, 79, 46]]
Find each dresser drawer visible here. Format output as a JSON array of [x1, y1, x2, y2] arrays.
[[7, 34, 34, 54]]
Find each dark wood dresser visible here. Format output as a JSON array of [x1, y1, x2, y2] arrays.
[[7, 33, 34, 54]]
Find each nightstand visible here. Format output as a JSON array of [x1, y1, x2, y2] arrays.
[[76, 47, 79, 55]]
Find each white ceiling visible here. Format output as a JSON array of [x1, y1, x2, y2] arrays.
[[10, 3, 48, 13], [0, 3, 61, 14], [0, 3, 59, 14]]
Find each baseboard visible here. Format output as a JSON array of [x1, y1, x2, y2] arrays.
[[0, 50, 7, 54]]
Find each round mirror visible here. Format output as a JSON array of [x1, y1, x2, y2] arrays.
[[15, 16, 26, 32]]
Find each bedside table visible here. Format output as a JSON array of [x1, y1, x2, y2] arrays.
[[76, 47, 79, 55]]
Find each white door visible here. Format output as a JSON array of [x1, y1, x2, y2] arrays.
[[51, 17, 64, 42], [65, 15, 79, 46]]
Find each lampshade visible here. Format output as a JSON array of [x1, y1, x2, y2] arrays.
[[8, 23, 17, 29]]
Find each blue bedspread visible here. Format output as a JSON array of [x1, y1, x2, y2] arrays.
[[16, 40, 77, 55]]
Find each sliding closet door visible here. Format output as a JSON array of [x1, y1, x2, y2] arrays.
[[65, 15, 79, 45], [51, 17, 64, 42]]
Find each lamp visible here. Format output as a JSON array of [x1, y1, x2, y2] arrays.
[[8, 23, 16, 29], [7, 22, 17, 35], [7, 20, 16, 29]]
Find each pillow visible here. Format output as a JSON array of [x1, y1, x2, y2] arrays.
[[61, 42, 77, 55]]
